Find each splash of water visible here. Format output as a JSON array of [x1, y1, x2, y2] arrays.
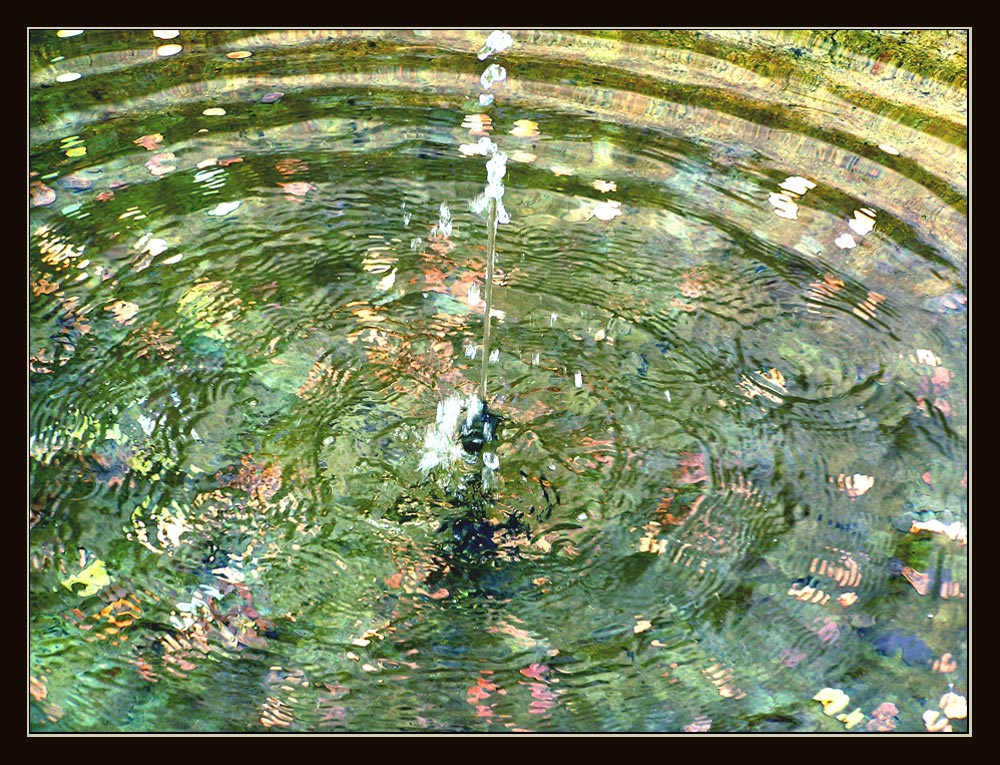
[[471, 47, 511, 404], [470, 32, 513, 485]]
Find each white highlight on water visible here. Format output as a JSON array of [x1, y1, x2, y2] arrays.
[[432, 202, 452, 238], [467, 282, 482, 307], [465, 393, 482, 431]]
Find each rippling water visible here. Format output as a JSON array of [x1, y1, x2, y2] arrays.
[[29, 29, 968, 734]]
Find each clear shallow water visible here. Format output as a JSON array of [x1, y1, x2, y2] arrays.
[[29, 29, 968, 734]]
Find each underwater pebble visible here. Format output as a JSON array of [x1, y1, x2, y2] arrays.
[[939, 691, 967, 719], [261, 91, 285, 103], [156, 44, 183, 57], [871, 630, 934, 666], [29, 181, 56, 206], [813, 687, 850, 716], [57, 174, 92, 191], [922, 709, 953, 732]]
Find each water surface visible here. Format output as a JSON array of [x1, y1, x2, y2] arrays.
[[28, 28, 968, 734]]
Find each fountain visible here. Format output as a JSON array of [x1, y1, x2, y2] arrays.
[[422, 31, 513, 487]]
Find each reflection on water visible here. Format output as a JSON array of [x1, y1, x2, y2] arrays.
[[29, 29, 967, 733]]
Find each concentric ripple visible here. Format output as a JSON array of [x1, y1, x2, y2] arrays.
[[30, 29, 967, 733]]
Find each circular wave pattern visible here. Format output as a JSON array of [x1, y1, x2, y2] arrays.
[[29, 29, 967, 733]]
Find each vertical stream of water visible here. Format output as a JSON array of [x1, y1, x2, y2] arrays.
[[479, 195, 498, 403]]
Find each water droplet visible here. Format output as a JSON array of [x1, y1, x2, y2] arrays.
[[480, 63, 507, 90], [477, 30, 513, 61]]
